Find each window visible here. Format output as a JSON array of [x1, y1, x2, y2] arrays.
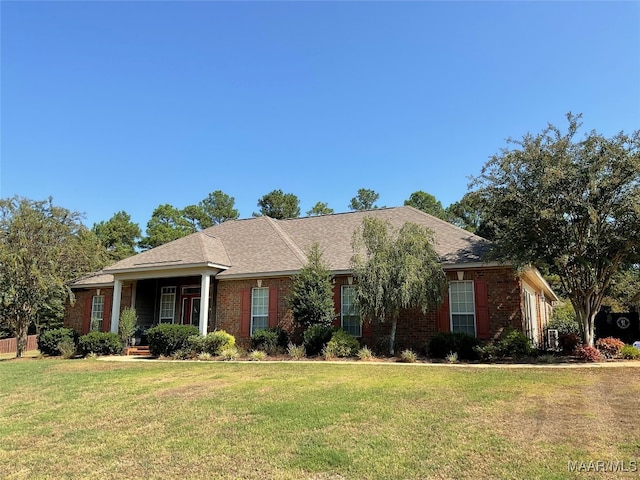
[[90, 295, 105, 331], [449, 281, 476, 336], [159, 287, 176, 323], [341, 285, 361, 337], [251, 287, 269, 335]]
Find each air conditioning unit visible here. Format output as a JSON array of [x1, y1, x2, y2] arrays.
[[547, 329, 559, 351]]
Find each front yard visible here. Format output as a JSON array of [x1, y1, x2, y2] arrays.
[[1, 360, 639, 479]]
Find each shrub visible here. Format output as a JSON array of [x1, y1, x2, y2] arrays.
[[118, 307, 137, 346], [147, 324, 200, 356], [251, 327, 289, 354], [548, 300, 580, 335], [287, 243, 335, 330], [57, 339, 76, 359], [575, 345, 603, 362], [324, 329, 359, 358], [428, 332, 482, 360], [303, 324, 335, 356], [399, 349, 418, 363], [187, 335, 206, 354], [38, 328, 77, 356], [595, 337, 625, 359], [249, 350, 267, 361], [356, 346, 374, 361], [173, 349, 193, 360], [287, 343, 306, 360], [219, 346, 239, 361], [558, 332, 581, 355], [197, 352, 213, 361], [203, 330, 235, 355], [78, 332, 123, 356], [495, 329, 532, 357], [619, 345, 640, 360], [473, 344, 498, 362], [445, 351, 459, 364]]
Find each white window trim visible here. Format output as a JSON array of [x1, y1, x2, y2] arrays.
[[159, 286, 176, 323], [341, 285, 361, 338], [251, 287, 269, 336], [91, 295, 105, 332], [449, 280, 477, 336]]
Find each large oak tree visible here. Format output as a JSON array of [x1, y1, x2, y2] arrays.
[[473, 114, 640, 346]]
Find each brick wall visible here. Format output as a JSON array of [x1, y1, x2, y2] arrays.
[[216, 267, 524, 350], [215, 277, 294, 343], [64, 284, 133, 334], [366, 267, 524, 352]]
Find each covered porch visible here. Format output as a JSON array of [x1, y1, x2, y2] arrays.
[[108, 266, 224, 339]]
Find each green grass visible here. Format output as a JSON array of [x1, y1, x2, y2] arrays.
[[1, 360, 639, 479], [0, 350, 40, 360]]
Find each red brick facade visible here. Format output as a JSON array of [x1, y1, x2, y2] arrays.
[[64, 266, 531, 350], [63, 284, 133, 335]]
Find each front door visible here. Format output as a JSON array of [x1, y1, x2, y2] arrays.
[[180, 286, 201, 327]]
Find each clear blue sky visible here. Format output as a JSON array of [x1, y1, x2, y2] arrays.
[[2, 1, 639, 230]]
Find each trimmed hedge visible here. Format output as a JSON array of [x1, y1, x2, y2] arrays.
[[203, 330, 235, 355], [147, 324, 200, 356], [38, 328, 77, 356], [251, 327, 288, 354], [428, 332, 482, 360], [324, 329, 359, 358], [78, 332, 122, 356], [303, 324, 335, 356]]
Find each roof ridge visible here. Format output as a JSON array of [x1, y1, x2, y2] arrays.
[[264, 217, 308, 265], [201, 230, 233, 266]]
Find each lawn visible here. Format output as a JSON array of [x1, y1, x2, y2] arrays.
[[1, 360, 639, 480]]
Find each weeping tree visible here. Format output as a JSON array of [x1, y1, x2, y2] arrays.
[[351, 217, 447, 355], [473, 113, 640, 347]]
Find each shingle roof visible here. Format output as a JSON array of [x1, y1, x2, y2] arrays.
[[77, 206, 490, 286], [104, 231, 231, 273]]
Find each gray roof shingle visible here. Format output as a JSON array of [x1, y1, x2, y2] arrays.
[[78, 206, 490, 286]]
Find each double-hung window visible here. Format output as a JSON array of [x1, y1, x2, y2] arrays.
[[449, 281, 476, 336], [251, 287, 269, 335], [159, 286, 176, 323], [90, 295, 105, 331], [341, 285, 361, 337]]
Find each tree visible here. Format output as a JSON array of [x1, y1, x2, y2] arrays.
[[349, 188, 379, 211], [287, 243, 335, 331], [603, 264, 640, 312], [182, 204, 209, 232], [198, 190, 239, 227], [351, 217, 447, 355], [473, 113, 640, 346], [404, 191, 446, 219], [92, 211, 141, 261], [254, 189, 300, 219], [445, 191, 495, 240], [0, 197, 107, 357], [306, 202, 334, 217], [139, 204, 195, 250]]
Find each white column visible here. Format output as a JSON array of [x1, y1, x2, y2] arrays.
[[111, 278, 123, 334], [130, 280, 137, 311], [199, 272, 211, 336]]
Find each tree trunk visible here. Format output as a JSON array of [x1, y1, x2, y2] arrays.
[[389, 318, 397, 356], [15, 317, 28, 358], [573, 300, 597, 348]]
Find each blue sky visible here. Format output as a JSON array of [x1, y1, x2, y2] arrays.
[[2, 1, 639, 231]]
